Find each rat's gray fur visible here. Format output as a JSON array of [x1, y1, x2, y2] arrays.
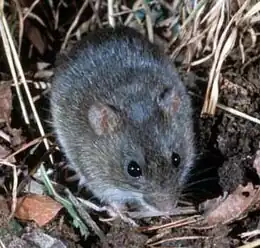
[[51, 26, 194, 215]]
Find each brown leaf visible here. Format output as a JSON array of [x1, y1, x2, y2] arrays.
[[201, 183, 260, 226], [0, 83, 12, 124], [24, 20, 46, 55], [15, 194, 63, 227]]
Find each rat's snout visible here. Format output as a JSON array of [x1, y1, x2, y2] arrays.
[[143, 192, 179, 214]]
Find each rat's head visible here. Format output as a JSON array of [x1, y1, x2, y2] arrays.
[[84, 83, 194, 216]]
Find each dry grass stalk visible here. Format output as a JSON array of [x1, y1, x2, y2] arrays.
[[108, 0, 115, 27], [238, 239, 260, 248], [167, 0, 260, 118], [124, 0, 143, 26], [144, 215, 203, 245], [147, 235, 208, 247], [201, 0, 256, 116], [189, 91, 260, 125], [142, 0, 154, 43], [0, 2, 53, 162], [0, 239, 6, 248], [144, 215, 202, 232], [0, 4, 29, 124], [61, 0, 90, 51]]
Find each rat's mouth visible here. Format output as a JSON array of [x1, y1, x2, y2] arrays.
[[122, 192, 197, 219]]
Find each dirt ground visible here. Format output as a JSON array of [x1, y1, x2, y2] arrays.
[[1, 1, 260, 248]]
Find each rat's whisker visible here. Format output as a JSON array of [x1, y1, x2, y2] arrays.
[[184, 177, 219, 189], [188, 166, 218, 178], [181, 187, 217, 198]]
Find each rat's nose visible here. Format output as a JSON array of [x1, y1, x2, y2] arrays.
[[143, 194, 178, 214]]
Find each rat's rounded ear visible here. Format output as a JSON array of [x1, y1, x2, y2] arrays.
[[88, 102, 122, 135], [157, 87, 181, 116]]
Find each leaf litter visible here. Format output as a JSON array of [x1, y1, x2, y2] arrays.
[[15, 194, 63, 227]]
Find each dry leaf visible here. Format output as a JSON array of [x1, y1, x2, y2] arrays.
[[15, 194, 63, 227], [0, 83, 12, 124], [201, 183, 260, 226], [24, 20, 46, 55], [36, 62, 51, 71], [34, 70, 54, 79]]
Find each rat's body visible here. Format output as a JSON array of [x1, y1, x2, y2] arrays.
[[51, 27, 194, 216]]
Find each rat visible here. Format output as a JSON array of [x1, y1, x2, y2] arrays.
[[50, 26, 195, 218]]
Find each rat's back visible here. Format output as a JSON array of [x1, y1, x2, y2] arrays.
[[51, 27, 177, 98]]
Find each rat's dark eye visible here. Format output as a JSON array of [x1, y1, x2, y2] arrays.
[[172, 152, 181, 167], [127, 161, 142, 177]]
